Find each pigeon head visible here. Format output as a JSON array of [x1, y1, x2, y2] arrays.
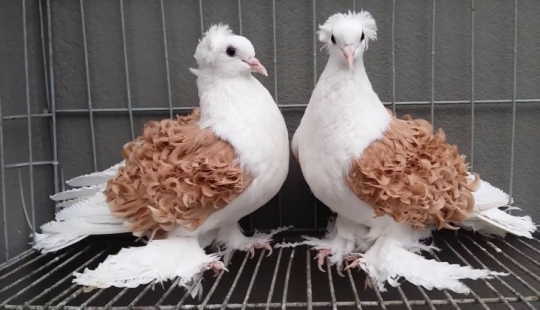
[[192, 24, 267, 77], [318, 10, 377, 71]]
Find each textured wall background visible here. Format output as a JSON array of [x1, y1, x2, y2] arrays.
[[1, 0, 539, 263]]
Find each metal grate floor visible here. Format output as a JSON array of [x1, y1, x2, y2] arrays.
[[1, 230, 539, 310]]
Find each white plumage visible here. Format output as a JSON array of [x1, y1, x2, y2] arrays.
[[34, 24, 290, 296], [293, 10, 535, 294]]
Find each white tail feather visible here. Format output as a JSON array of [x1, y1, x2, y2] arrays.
[[55, 195, 110, 221], [40, 218, 127, 235], [33, 233, 88, 253], [57, 197, 88, 208], [66, 161, 125, 187], [50, 185, 104, 201], [356, 236, 506, 294], [35, 163, 128, 253], [73, 238, 218, 299], [461, 174, 536, 239]]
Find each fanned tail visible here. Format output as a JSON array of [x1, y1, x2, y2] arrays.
[[354, 236, 506, 294], [73, 238, 218, 299], [34, 162, 129, 253], [460, 174, 536, 239]]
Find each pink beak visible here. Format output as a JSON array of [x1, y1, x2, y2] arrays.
[[342, 45, 355, 71], [246, 57, 268, 76]]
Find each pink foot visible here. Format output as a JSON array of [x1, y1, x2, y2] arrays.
[[314, 249, 331, 272], [248, 243, 273, 259], [343, 253, 364, 271], [205, 260, 229, 277], [343, 254, 372, 290]]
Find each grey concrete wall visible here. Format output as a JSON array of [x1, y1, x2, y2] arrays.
[[1, 0, 539, 263]]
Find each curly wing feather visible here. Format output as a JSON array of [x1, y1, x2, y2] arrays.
[[347, 111, 479, 230], [106, 108, 252, 237]]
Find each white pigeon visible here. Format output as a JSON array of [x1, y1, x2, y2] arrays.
[[33, 24, 290, 296], [292, 11, 536, 294]]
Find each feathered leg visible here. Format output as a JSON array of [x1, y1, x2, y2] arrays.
[[215, 223, 290, 258], [302, 215, 372, 274], [345, 223, 506, 294], [73, 237, 220, 299]]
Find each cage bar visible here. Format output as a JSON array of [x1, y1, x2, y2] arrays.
[[221, 252, 250, 309], [238, 0, 242, 36], [22, 0, 37, 244], [444, 238, 525, 309], [3, 98, 540, 122], [45, 0, 60, 201], [119, 0, 136, 139], [272, 0, 278, 104], [391, 0, 396, 113], [0, 246, 94, 307], [325, 259, 338, 310], [345, 269, 362, 309], [265, 248, 283, 310], [280, 247, 295, 310], [508, 0, 518, 203], [430, 0, 436, 126], [451, 237, 535, 307], [241, 249, 266, 310], [79, 0, 98, 171], [466, 235, 540, 297], [0, 92, 8, 261], [312, 0, 317, 86], [159, 0, 173, 120], [198, 0, 204, 36], [470, 0, 476, 171], [305, 249, 313, 310], [1, 232, 540, 309]]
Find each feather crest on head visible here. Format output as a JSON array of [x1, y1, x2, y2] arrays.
[[192, 23, 234, 71], [318, 10, 377, 51]]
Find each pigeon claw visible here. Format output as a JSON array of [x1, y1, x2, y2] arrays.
[[364, 277, 373, 290], [336, 266, 346, 277], [343, 253, 364, 272], [314, 249, 331, 273], [248, 242, 273, 259], [206, 260, 228, 277]]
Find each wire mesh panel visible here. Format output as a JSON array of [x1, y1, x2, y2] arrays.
[[0, 0, 539, 290], [1, 231, 540, 309]]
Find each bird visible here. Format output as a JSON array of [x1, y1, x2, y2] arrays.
[[33, 24, 290, 296], [292, 11, 536, 294]]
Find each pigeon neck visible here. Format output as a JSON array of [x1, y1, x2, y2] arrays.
[[323, 55, 370, 84]]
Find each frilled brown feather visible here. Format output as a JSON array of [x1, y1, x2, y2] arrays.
[[347, 110, 480, 230], [104, 108, 252, 239]]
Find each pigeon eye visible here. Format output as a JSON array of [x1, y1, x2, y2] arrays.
[[226, 46, 237, 57], [331, 35, 336, 44], [360, 32, 365, 42]]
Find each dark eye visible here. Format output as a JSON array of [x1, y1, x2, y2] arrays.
[[226, 46, 236, 57], [331, 35, 336, 44], [360, 32, 365, 42]]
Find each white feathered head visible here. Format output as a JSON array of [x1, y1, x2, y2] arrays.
[[191, 24, 267, 77], [318, 10, 377, 70]]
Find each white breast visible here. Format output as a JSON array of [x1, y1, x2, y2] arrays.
[[183, 75, 290, 235], [294, 68, 390, 225]]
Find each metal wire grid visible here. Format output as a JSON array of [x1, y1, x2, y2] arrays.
[[0, 230, 539, 309], [0, 0, 537, 261]]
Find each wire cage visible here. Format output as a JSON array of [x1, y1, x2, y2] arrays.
[[1, 0, 540, 309]]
